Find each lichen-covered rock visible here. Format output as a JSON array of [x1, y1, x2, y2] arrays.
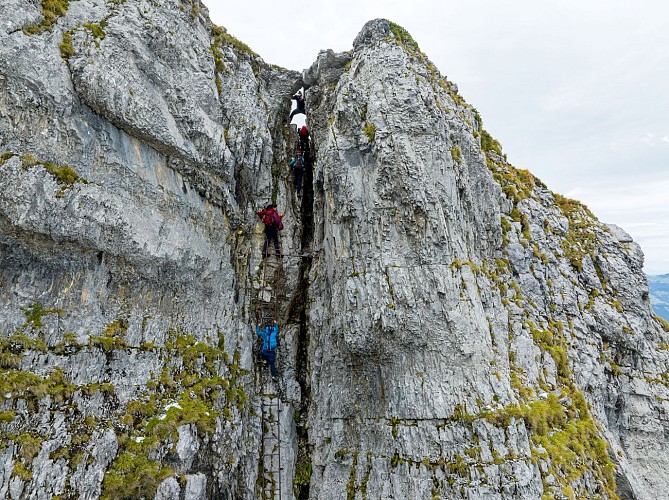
[[304, 18, 669, 500], [1, 4, 668, 499], [0, 0, 301, 498]]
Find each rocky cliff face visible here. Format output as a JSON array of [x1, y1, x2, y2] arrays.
[[303, 20, 669, 500], [0, 1, 301, 498], [1, 4, 668, 499]]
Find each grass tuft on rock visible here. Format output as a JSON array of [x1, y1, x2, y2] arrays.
[[101, 451, 174, 500], [388, 21, 420, 53], [23, 0, 71, 35]]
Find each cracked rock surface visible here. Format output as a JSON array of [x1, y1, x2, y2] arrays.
[[1, 4, 668, 499], [304, 18, 669, 500]]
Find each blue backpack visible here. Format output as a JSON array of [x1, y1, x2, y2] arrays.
[[268, 333, 277, 350]]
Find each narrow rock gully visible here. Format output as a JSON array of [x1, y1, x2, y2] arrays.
[[253, 107, 315, 500]]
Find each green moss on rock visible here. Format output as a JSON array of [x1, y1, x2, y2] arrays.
[[17, 153, 88, 195], [363, 122, 376, 143], [23, 0, 71, 35], [293, 457, 312, 495], [101, 451, 174, 500], [21, 301, 62, 330], [211, 24, 260, 67], [450, 146, 462, 164], [480, 129, 502, 155], [388, 21, 420, 53], [554, 194, 598, 273], [12, 461, 33, 481]]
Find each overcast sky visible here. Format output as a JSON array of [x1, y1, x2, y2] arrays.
[[203, 0, 668, 275]]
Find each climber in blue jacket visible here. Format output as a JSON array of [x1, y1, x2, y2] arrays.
[[256, 320, 279, 377]]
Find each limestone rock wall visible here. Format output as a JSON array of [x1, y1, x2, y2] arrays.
[[304, 19, 669, 500], [1, 4, 668, 499], [0, 0, 302, 498]]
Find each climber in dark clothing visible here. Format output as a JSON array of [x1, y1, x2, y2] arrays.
[[256, 320, 279, 377], [289, 90, 306, 121], [289, 150, 305, 195], [257, 204, 284, 258], [298, 124, 309, 152]]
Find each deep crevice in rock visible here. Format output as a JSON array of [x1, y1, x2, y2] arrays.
[[287, 126, 316, 500]]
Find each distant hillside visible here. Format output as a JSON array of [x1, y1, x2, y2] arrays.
[[648, 274, 669, 321]]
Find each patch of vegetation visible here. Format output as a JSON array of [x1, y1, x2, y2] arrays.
[[16, 432, 43, 461], [480, 129, 502, 155], [103, 319, 129, 336], [0, 410, 16, 423], [471, 107, 483, 132], [654, 315, 669, 333], [209, 39, 226, 94], [1, 302, 248, 494], [103, 333, 248, 496], [101, 451, 174, 500], [450, 259, 480, 273], [293, 457, 312, 495], [0, 366, 76, 409], [4, 332, 48, 354], [450, 146, 462, 164], [435, 78, 466, 109], [20, 154, 88, 195], [144, 393, 218, 439], [554, 194, 598, 273], [60, 19, 107, 60], [358, 453, 373, 499], [345, 451, 359, 500], [487, 158, 538, 204], [481, 390, 616, 497], [23, 0, 71, 35], [20, 301, 62, 330], [388, 21, 420, 53], [211, 25, 260, 75], [0, 151, 16, 167], [83, 20, 108, 43], [53, 332, 81, 355], [44, 164, 84, 185], [363, 122, 376, 143], [60, 30, 76, 59], [90, 319, 129, 351], [526, 320, 571, 382], [12, 461, 32, 482]]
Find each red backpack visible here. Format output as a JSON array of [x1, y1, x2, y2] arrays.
[[262, 209, 283, 230], [262, 211, 274, 226], [272, 211, 284, 230]]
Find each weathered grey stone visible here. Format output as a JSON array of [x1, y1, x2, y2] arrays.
[[1, 5, 668, 500], [155, 476, 181, 500], [303, 17, 669, 500], [183, 473, 207, 500], [176, 424, 200, 470], [303, 49, 351, 88]]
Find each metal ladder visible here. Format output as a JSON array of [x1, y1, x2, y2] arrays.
[[260, 388, 282, 500], [256, 130, 312, 499], [256, 251, 284, 500]]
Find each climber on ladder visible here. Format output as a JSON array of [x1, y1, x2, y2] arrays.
[[256, 320, 279, 378], [289, 90, 306, 122], [257, 203, 284, 258], [298, 123, 309, 153], [289, 149, 305, 196]]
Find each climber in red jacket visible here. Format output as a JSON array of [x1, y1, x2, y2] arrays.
[[257, 204, 284, 258]]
